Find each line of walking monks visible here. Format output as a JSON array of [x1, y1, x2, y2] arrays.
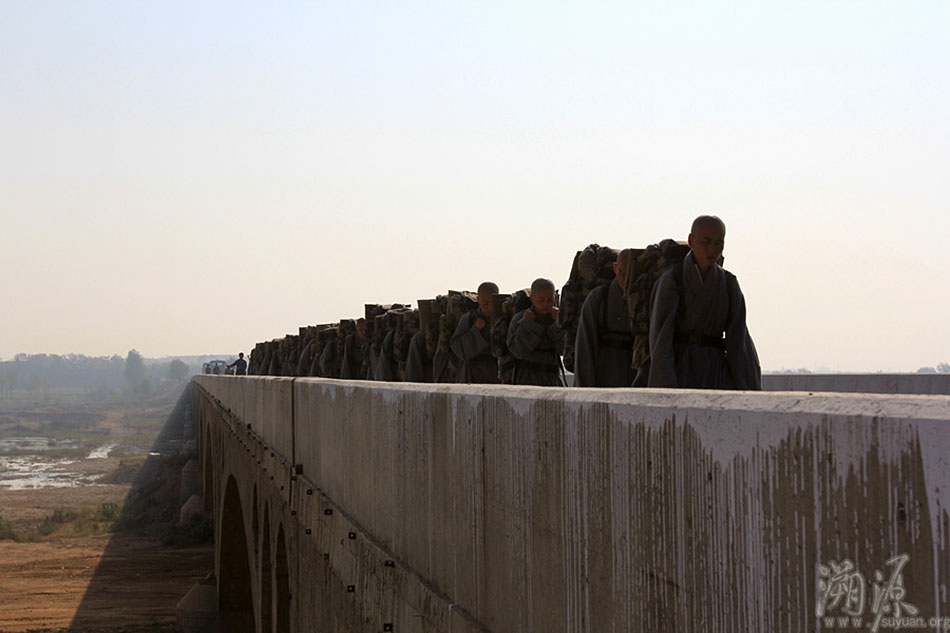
[[246, 216, 761, 390]]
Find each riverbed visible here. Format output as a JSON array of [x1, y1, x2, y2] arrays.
[[0, 437, 120, 490]]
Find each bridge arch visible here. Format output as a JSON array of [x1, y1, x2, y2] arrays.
[[218, 475, 254, 632], [275, 523, 291, 633], [251, 485, 260, 567], [261, 504, 272, 633], [202, 424, 214, 513]]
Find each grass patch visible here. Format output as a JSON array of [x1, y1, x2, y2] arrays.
[[36, 502, 121, 539], [0, 513, 21, 542]]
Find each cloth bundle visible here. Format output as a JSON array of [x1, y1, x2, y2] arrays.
[[625, 239, 690, 372], [559, 244, 620, 372]]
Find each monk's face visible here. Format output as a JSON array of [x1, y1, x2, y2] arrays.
[[477, 291, 494, 318], [612, 261, 626, 290], [688, 223, 725, 273], [530, 288, 555, 317]]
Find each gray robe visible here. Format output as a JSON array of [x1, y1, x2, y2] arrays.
[[340, 334, 366, 380], [450, 310, 499, 384], [404, 331, 433, 383], [374, 331, 396, 382], [296, 340, 314, 376], [648, 252, 761, 390], [319, 338, 341, 379], [507, 311, 565, 387], [432, 347, 455, 383], [573, 279, 636, 387]]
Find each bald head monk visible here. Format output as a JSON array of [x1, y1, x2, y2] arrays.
[[450, 281, 501, 383], [648, 215, 761, 390], [506, 278, 565, 386]]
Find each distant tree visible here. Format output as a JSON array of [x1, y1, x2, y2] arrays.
[[124, 350, 149, 393], [168, 359, 189, 381], [917, 366, 937, 374], [26, 373, 42, 397], [2, 371, 16, 396], [937, 362, 950, 373]]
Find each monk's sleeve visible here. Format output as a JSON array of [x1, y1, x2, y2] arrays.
[[296, 341, 313, 376], [648, 273, 679, 388], [547, 322, 564, 354], [451, 312, 488, 360], [573, 290, 600, 387], [507, 312, 542, 359], [340, 337, 355, 379], [376, 332, 395, 382], [319, 339, 335, 376], [404, 332, 426, 382], [725, 275, 762, 390]]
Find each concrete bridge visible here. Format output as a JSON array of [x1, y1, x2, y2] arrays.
[[190, 375, 950, 632]]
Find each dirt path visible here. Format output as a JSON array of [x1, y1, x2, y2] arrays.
[[0, 534, 213, 633]]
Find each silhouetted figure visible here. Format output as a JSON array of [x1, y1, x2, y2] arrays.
[[227, 353, 248, 376]]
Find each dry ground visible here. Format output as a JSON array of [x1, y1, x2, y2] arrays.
[[0, 480, 213, 633], [0, 385, 214, 633]]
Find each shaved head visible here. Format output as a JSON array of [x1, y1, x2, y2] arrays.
[[691, 215, 726, 236], [477, 281, 499, 295], [530, 278, 555, 294]]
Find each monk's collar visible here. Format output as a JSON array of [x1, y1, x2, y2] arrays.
[[685, 251, 721, 285]]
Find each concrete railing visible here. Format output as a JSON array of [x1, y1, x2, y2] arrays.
[[194, 375, 950, 632], [763, 372, 950, 395]]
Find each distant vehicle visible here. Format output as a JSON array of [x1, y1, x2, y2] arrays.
[[202, 360, 230, 375]]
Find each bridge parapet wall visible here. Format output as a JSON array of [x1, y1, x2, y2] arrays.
[[194, 375, 950, 632], [762, 372, 950, 395], [195, 375, 295, 464]]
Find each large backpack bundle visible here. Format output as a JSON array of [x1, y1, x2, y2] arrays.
[[559, 244, 620, 373], [437, 291, 478, 378], [363, 304, 408, 380], [490, 289, 531, 383], [309, 327, 336, 377], [249, 341, 267, 375], [625, 239, 690, 375]]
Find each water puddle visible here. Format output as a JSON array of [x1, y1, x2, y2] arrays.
[[0, 437, 117, 490], [87, 443, 117, 459], [0, 437, 81, 453]]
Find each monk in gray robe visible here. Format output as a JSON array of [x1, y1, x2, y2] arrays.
[[340, 319, 366, 380], [404, 330, 432, 382], [319, 329, 342, 378], [375, 328, 396, 381], [450, 282, 500, 384], [507, 278, 565, 387], [648, 215, 761, 390], [573, 248, 636, 387], [296, 334, 315, 376], [432, 345, 455, 382]]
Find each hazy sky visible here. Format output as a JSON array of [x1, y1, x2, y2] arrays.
[[2, 1, 948, 371]]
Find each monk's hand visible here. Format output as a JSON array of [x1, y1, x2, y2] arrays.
[[475, 317, 486, 330], [523, 309, 535, 320], [550, 306, 559, 321]]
